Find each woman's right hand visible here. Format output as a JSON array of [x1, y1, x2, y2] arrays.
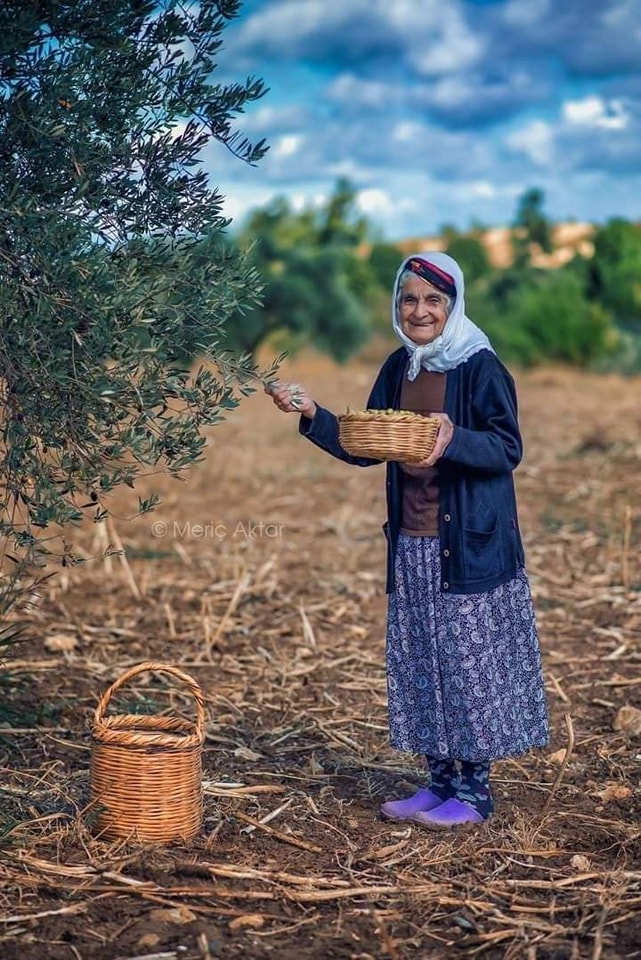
[[265, 381, 317, 420]]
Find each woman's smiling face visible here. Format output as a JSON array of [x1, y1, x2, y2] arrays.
[[399, 273, 451, 345]]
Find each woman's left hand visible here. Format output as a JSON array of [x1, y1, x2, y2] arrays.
[[402, 413, 455, 468]]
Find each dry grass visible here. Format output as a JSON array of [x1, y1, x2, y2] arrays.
[[1, 353, 641, 960]]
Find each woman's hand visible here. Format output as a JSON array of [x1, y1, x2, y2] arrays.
[[265, 381, 317, 420], [401, 413, 455, 469]]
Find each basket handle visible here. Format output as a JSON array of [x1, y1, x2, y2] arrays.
[[94, 660, 205, 739]]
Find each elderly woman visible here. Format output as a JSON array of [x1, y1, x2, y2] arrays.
[[267, 251, 549, 829]]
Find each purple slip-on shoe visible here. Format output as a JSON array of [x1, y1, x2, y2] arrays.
[[411, 797, 487, 830], [380, 787, 444, 820]]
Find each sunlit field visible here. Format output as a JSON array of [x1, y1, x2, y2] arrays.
[[2, 353, 641, 960]]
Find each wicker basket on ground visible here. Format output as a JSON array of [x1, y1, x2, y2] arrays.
[[90, 661, 205, 843], [338, 409, 441, 463]]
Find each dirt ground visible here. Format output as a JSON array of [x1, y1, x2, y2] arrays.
[[1, 352, 641, 960]]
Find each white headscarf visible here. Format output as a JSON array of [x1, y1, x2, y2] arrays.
[[392, 250, 494, 379]]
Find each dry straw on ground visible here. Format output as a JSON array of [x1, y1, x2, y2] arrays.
[[1, 355, 641, 960]]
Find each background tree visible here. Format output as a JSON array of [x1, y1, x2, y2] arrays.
[[469, 267, 614, 368], [0, 0, 272, 614], [363, 241, 405, 337], [438, 223, 460, 247], [225, 181, 372, 360], [444, 234, 491, 285], [367, 241, 404, 292], [512, 187, 553, 267], [588, 218, 641, 328]]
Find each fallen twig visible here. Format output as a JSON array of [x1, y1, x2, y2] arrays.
[[542, 712, 575, 815], [233, 810, 323, 853]]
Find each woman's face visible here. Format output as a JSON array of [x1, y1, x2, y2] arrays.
[[399, 274, 450, 345]]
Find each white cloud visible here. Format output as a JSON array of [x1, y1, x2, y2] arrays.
[[327, 74, 393, 110], [507, 120, 554, 166], [357, 188, 394, 217], [326, 158, 372, 180], [428, 75, 477, 110], [491, 0, 641, 78], [393, 120, 424, 143], [290, 193, 308, 212], [505, 95, 640, 176], [237, 104, 311, 135], [228, 0, 335, 52], [501, 0, 552, 27], [208, 0, 641, 237], [428, 68, 547, 120], [419, 43, 483, 79], [272, 134, 303, 158], [228, 0, 482, 76], [562, 95, 629, 129], [327, 68, 548, 128], [467, 181, 497, 199], [398, 2, 483, 76], [221, 185, 283, 223]]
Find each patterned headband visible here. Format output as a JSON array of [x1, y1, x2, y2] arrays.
[[406, 258, 456, 297]]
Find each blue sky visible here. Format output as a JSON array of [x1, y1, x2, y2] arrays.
[[206, 0, 641, 239]]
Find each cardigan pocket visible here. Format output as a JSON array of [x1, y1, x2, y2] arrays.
[[462, 518, 502, 581]]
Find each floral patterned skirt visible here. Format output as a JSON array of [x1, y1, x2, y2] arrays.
[[386, 534, 549, 762]]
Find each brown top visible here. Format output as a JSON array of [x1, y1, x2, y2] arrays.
[[399, 369, 447, 536]]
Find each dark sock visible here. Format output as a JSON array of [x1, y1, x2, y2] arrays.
[[457, 761, 494, 818], [426, 756, 458, 800]]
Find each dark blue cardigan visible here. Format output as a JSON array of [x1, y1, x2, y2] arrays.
[[299, 347, 526, 594]]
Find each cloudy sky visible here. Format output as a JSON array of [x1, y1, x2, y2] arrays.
[[207, 0, 641, 239]]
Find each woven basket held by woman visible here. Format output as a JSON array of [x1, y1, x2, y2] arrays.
[[267, 251, 549, 830]]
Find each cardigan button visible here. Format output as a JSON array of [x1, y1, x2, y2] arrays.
[[444, 513, 451, 522], [443, 549, 450, 558], [443, 581, 449, 590]]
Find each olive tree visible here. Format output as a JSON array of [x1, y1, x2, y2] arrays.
[[0, 0, 274, 616]]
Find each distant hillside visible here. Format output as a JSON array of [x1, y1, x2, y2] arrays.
[[396, 222, 595, 269]]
